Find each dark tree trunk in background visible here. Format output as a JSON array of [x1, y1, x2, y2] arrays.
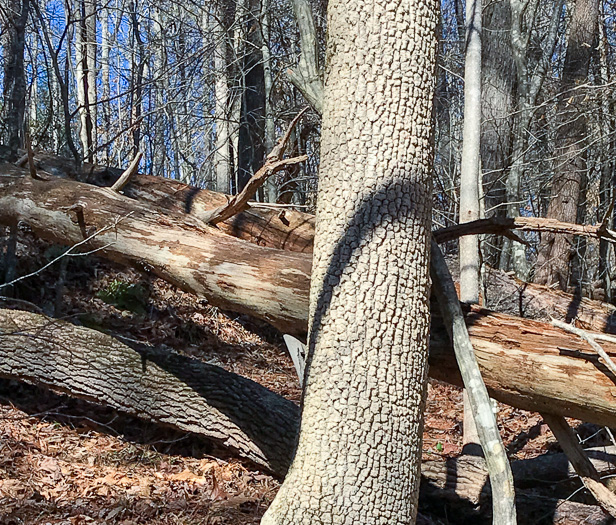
[[535, 0, 599, 290], [130, 0, 145, 156], [1, 0, 30, 160], [236, 0, 266, 192]]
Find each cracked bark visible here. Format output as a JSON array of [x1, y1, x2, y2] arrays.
[[0, 308, 298, 476], [262, 0, 439, 521]]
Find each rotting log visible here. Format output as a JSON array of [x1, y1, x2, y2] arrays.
[[0, 173, 311, 335], [13, 154, 316, 253], [422, 446, 616, 505], [5, 171, 616, 427], [0, 308, 299, 477], [429, 305, 616, 428]]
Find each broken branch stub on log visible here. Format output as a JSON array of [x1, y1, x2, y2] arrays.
[[201, 155, 307, 226], [16, 153, 316, 253], [202, 108, 309, 226]]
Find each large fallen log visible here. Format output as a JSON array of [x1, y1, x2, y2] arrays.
[[18, 154, 316, 253], [4, 171, 616, 428], [0, 172, 311, 335], [0, 308, 299, 476], [422, 447, 616, 506], [484, 267, 616, 334], [429, 305, 616, 427]]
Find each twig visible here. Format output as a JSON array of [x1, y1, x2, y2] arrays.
[[551, 318, 616, 377], [0, 296, 45, 314], [110, 152, 143, 193], [202, 108, 309, 226], [542, 413, 616, 518], [0, 213, 132, 290]]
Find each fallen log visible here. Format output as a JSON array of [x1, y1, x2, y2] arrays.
[[0, 308, 299, 476], [429, 305, 616, 428], [4, 171, 616, 427], [16, 154, 316, 253], [422, 447, 616, 505], [0, 173, 311, 335], [484, 266, 616, 334]]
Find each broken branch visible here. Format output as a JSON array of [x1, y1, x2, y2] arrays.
[[434, 216, 616, 244], [110, 151, 143, 193]]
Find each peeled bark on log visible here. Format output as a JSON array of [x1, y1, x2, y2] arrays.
[[0, 173, 311, 335], [18, 154, 316, 253], [429, 305, 616, 428], [0, 308, 299, 476]]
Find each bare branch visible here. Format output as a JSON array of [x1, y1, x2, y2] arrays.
[[551, 319, 616, 378], [434, 216, 616, 244], [542, 413, 616, 519], [202, 109, 310, 226]]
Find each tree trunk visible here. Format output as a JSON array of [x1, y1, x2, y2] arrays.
[[236, 0, 266, 193], [260, 0, 277, 202], [262, 0, 439, 521], [100, 4, 111, 164], [481, 0, 515, 267], [459, 0, 484, 455], [502, 0, 564, 279], [211, 1, 233, 193], [534, 0, 599, 290], [74, 0, 96, 162], [1, 0, 30, 160], [0, 308, 298, 476], [129, 0, 145, 157]]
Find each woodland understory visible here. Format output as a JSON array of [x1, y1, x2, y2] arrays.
[[5, 0, 616, 521], [2, 154, 616, 524]]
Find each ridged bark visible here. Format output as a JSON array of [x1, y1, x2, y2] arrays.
[[262, 0, 439, 522], [1, 0, 30, 160], [535, 0, 599, 290], [0, 309, 298, 475]]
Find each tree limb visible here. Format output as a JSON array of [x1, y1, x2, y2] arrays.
[[110, 151, 143, 193], [431, 241, 517, 523], [542, 413, 616, 518], [202, 109, 309, 226], [433, 216, 616, 244]]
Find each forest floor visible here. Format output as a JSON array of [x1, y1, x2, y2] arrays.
[[0, 231, 610, 524]]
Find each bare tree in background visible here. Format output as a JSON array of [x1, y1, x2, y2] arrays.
[[1, 0, 30, 160]]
